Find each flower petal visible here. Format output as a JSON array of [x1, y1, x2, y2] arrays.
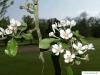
[[65, 28, 71, 34]]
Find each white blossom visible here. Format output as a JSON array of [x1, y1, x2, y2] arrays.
[[16, 20, 21, 26], [60, 28, 73, 40], [52, 43, 64, 55], [70, 20, 76, 27], [5, 28, 13, 35], [8, 25, 17, 31], [0, 32, 3, 35], [64, 50, 75, 63], [10, 18, 16, 26], [87, 43, 95, 50], [66, 20, 71, 26], [73, 42, 88, 54], [52, 23, 57, 33], [10, 18, 21, 27], [49, 32, 55, 37], [60, 20, 67, 27], [0, 27, 5, 35], [59, 20, 70, 27]]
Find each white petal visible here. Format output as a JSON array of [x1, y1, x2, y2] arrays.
[[64, 54, 68, 59], [58, 24, 62, 27], [10, 18, 16, 25], [70, 20, 76, 26], [73, 44, 78, 50], [55, 52, 59, 56], [65, 50, 71, 56], [69, 58, 73, 62], [65, 28, 71, 34], [64, 59, 70, 63], [78, 50, 84, 54], [5, 28, 12, 35], [0, 32, 3, 35], [52, 48, 57, 53], [71, 54, 75, 58], [59, 43, 62, 48], [49, 32, 54, 37], [52, 44, 58, 49], [81, 45, 87, 50], [60, 49, 64, 53], [66, 20, 70, 25], [68, 33, 73, 38], [16, 20, 21, 26], [60, 29, 65, 38], [77, 42, 82, 48], [8, 25, 14, 30], [52, 24, 57, 32], [0, 27, 4, 32], [88, 43, 94, 50]]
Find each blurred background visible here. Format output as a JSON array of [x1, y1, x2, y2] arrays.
[[0, 0, 100, 75]]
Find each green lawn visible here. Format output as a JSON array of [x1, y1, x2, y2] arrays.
[[0, 38, 100, 75]]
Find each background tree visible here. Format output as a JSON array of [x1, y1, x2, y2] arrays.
[[0, 0, 13, 19]]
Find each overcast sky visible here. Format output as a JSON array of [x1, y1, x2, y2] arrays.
[[5, 0, 100, 20]]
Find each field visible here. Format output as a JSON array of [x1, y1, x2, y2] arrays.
[[0, 38, 100, 75]]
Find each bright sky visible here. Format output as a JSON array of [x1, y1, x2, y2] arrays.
[[5, 0, 100, 20]]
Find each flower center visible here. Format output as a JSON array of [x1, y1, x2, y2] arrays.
[[64, 32, 68, 37]]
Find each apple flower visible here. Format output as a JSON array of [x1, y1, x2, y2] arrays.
[[58, 20, 70, 27], [0, 27, 5, 36], [5, 28, 13, 35], [60, 28, 73, 40], [10, 18, 21, 27], [64, 50, 75, 63], [73, 42, 87, 54], [52, 23, 57, 33], [86, 43, 95, 50], [60, 20, 67, 27], [8, 25, 17, 31], [52, 43, 64, 55], [70, 20, 76, 27]]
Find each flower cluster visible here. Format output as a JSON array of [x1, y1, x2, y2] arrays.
[[0, 19, 21, 38], [49, 19, 95, 64]]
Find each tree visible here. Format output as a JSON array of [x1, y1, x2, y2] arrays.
[[0, 0, 13, 19]]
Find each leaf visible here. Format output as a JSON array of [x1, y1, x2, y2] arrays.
[[5, 38, 18, 56], [61, 42, 68, 49], [73, 30, 80, 37], [74, 30, 84, 38], [39, 38, 59, 49], [75, 60, 81, 65], [66, 65, 73, 75], [74, 30, 88, 44], [15, 35, 22, 39], [22, 33, 33, 40], [80, 38, 88, 44], [18, 21, 27, 31]]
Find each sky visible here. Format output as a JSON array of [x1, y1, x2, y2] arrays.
[[5, 0, 100, 20]]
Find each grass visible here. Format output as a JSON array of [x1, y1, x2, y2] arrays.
[[0, 37, 100, 75]]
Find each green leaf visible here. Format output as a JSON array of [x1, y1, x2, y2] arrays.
[[15, 35, 22, 39], [66, 65, 73, 75], [39, 38, 59, 49], [18, 21, 27, 31], [74, 30, 88, 44], [80, 38, 88, 44], [73, 30, 80, 37], [61, 42, 68, 49], [75, 60, 81, 65], [74, 30, 84, 38], [5, 38, 18, 56], [22, 33, 33, 40]]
